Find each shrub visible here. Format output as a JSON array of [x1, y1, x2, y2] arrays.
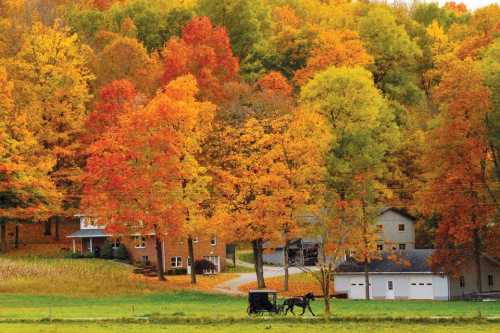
[[114, 244, 129, 261], [101, 243, 114, 259], [194, 259, 216, 274], [166, 268, 187, 275], [66, 252, 84, 259]]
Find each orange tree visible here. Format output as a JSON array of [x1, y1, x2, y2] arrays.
[[83, 75, 215, 281], [419, 59, 498, 291], [210, 73, 318, 289]]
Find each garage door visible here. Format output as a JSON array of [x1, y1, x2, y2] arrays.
[[409, 276, 434, 300], [349, 277, 372, 300]]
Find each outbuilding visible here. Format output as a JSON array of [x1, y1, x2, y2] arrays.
[[333, 249, 499, 300]]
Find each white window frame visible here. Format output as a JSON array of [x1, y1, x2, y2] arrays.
[[112, 237, 121, 249], [398, 224, 405, 232], [398, 243, 406, 250], [193, 236, 199, 243], [171, 256, 182, 268], [210, 236, 217, 246], [134, 235, 146, 249]]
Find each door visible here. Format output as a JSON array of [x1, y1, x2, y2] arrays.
[[386, 280, 395, 300], [409, 276, 434, 300], [349, 276, 372, 299]]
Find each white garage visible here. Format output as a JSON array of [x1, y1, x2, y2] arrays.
[[409, 276, 434, 299], [348, 276, 372, 299], [334, 250, 450, 300]]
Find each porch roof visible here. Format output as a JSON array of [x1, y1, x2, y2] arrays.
[[67, 229, 110, 238]]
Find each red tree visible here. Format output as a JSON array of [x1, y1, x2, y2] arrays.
[[83, 76, 214, 280], [161, 16, 239, 102], [83, 80, 137, 144]]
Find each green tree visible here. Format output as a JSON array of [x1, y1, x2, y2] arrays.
[[359, 7, 423, 106]]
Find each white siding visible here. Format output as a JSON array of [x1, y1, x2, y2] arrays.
[[433, 275, 449, 300], [334, 274, 449, 300]]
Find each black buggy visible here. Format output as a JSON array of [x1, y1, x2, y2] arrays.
[[247, 289, 280, 315]]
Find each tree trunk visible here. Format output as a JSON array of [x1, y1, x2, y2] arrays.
[[153, 225, 165, 281], [322, 267, 331, 315], [474, 228, 483, 293], [54, 217, 60, 241], [14, 224, 19, 249], [283, 240, 290, 291], [364, 257, 370, 300], [0, 221, 6, 252], [188, 236, 196, 284], [233, 246, 237, 267], [252, 239, 266, 288]]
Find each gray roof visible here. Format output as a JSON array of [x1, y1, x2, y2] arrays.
[[67, 229, 110, 238], [379, 207, 416, 221], [335, 250, 436, 273]]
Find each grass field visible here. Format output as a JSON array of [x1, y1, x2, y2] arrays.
[[1, 251, 499, 333], [0, 255, 235, 297], [1, 292, 499, 320], [0, 322, 499, 333]]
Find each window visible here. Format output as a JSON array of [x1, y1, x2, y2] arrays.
[[376, 224, 383, 232], [388, 281, 393, 290], [377, 244, 384, 251], [171, 256, 182, 268], [398, 243, 406, 250], [112, 238, 121, 249], [210, 236, 217, 246], [142, 256, 149, 265], [193, 236, 198, 243], [398, 224, 405, 231], [44, 221, 52, 236], [459, 276, 465, 288], [488, 274, 494, 287], [134, 236, 146, 248]]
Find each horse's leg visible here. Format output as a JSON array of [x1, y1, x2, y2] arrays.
[[300, 305, 306, 316], [308, 303, 316, 316], [290, 305, 296, 316]]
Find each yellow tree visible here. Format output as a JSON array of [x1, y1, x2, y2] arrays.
[[0, 66, 59, 249], [5, 21, 93, 235]]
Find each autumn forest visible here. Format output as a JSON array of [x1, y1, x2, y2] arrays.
[[0, 0, 499, 304]]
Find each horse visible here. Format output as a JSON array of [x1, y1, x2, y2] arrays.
[[282, 292, 316, 316]]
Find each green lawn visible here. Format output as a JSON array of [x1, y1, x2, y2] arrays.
[[0, 292, 499, 320], [0, 322, 499, 333]]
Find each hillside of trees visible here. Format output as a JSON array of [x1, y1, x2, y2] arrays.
[[0, 0, 499, 292]]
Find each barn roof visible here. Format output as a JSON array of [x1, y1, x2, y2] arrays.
[[335, 250, 436, 274]]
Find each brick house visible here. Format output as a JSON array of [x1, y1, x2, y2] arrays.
[[67, 215, 226, 273], [0, 219, 80, 251]]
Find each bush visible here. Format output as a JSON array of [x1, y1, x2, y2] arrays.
[[66, 252, 84, 259], [194, 259, 216, 274], [101, 243, 114, 259], [114, 244, 129, 261], [166, 268, 187, 275]]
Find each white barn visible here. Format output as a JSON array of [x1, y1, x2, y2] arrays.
[[334, 250, 499, 300]]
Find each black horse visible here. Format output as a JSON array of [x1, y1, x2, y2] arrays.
[[282, 292, 316, 316]]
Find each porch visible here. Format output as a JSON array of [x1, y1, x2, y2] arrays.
[[67, 229, 110, 255]]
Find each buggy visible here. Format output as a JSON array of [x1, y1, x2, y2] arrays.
[[247, 289, 280, 315]]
